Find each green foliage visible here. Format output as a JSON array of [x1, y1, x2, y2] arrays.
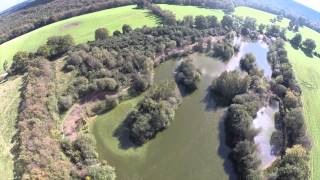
[[10, 51, 30, 74], [95, 28, 109, 41], [221, 15, 234, 30], [213, 41, 234, 61], [290, 34, 302, 48], [302, 38, 316, 55], [240, 53, 257, 73], [211, 70, 250, 104], [87, 163, 116, 180], [176, 59, 201, 92], [128, 81, 181, 145], [231, 140, 261, 179], [195, 15, 208, 29], [47, 35, 75, 58]]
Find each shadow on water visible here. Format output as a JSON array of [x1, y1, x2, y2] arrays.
[[202, 89, 237, 180], [113, 113, 139, 150]]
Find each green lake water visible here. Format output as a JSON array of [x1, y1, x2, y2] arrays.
[[90, 41, 271, 180]]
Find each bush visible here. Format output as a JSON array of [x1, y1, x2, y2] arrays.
[[211, 70, 250, 104], [240, 53, 256, 73], [176, 59, 201, 92], [231, 140, 261, 179], [213, 41, 234, 61], [95, 28, 109, 41], [58, 95, 73, 112], [128, 81, 181, 145], [10, 51, 30, 74], [47, 35, 74, 59], [94, 78, 119, 92]]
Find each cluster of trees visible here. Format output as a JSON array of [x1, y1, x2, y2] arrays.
[[61, 134, 116, 179], [290, 33, 317, 56], [37, 35, 75, 59], [267, 39, 310, 179], [212, 40, 235, 61], [0, 0, 134, 44], [175, 59, 201, 92], [221, 79, 263, 178], [127, 81, 181, 145], [211, 70, 250, 104], [14, 57, 72, 179]]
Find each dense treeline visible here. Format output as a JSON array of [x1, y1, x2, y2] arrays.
[[267, 39, 311, 179], [61, 134, 116, 179], [0, 0, 134, 44], [59, 24, 213, 113], [14, 57, 72, 179], [212, 57, 265, 178], [127, 81, 181, 145]]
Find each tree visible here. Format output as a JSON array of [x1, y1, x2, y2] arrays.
[[182, 16, 194, 28], [211, 70, 250, 104], [290, 33, 302, 48], [47, 35, 74, 58], [176, 59, 201, 91], [276, 145, 310, 180], [122, 24, 132, 34], [95, 28, 109, 41], [87, 163, 116, 180], [206, 15, 218, 28], [10, 51, 29, 74], [231, 140, 261, 179], [213, 41, 234, 61], [195, 15, 207, 29], [2, 60, 9, 74], [258, 24, 265, 33], [302, 39, 316, 55], [221, 15, 234, 30], [240, 53, 256, 73]]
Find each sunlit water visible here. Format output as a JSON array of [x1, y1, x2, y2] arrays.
[[253, 103, 278, 169]]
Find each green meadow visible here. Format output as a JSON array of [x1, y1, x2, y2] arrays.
[[0, 5, 158, 72], [0, 77, 22, 179], [158, 4, 225, 20]]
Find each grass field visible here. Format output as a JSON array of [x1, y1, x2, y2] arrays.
[[0, 5, 158, 72], [158, 4, 225, 20], [286, 43, 320, 180], [0, 77, 22, 180]]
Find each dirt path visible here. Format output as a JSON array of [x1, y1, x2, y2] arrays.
[[62, 88, 129, 141]]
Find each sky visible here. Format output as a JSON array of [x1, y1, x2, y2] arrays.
[[0, 0, 27, 12], [294, 0, 320, 12]]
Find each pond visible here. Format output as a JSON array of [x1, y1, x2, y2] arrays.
[[228, 38, 271, 79], [253, 103, 279, 169], [89, 39, 274, 180]]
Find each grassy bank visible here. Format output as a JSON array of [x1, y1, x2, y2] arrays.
[[0, 77, 22, 179], [0, 5, 158, 72]]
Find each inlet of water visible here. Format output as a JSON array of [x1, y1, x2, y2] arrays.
[[253, 103, 279, 169]]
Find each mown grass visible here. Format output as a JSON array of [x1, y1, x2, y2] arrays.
[[158, 4, 225, 20], [0, 5, 159, 72], [0, 77, 22, 180], [285, 43, 320, 180]]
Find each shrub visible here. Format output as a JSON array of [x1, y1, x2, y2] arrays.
[[211, 70, 250, 104], [176, 59, 201, 92], [95, 28, 109, 41]]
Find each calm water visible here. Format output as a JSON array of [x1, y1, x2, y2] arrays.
[[90, 41, 273, 180], [253, 104, 278, 169]]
